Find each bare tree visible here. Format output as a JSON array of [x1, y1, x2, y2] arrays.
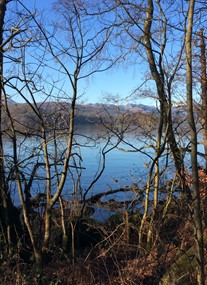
[[0, 0, 30, 254], [103, 0, 189, 247], [198, 29, 207, 168], [186, 1, 205, 283], [1, 0, 119, 265]]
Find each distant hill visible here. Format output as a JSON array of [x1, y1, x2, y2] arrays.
[[7, 97, 16, 104], [2, 96, 16, 105], [2, 101, 186, 134]]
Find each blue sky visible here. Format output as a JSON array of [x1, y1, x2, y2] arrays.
[[79, 65, 150, 104], [7, 0, 153, 105]]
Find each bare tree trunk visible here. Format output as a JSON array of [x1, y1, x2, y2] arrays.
[[146, 121, 163, 248], [139, 136, 164, 246], [0, 0, 20, 252], [143, 0, 184, 189], [16, 176, 42, 267], [59, 197, 68, 251], [199, 29, 207, 169], [186, 1, 205, 284], [142, 0, 184, 248], [42, 84, 77, 251], [0, 0, 8, 245], [42, 125, 52, 252], [139, 174, 150, 245], [146, 157, 160, 247]]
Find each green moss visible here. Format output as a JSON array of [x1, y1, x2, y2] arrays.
[[160, 245, 197, 285]]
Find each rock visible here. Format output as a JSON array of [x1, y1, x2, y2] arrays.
[[159, 245, 197, 285]]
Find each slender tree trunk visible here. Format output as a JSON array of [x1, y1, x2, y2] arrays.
[[142, 0, 185, 248], [144, 0, 184, 186], [16, 176, 42, 267], [199, 29, 207, 169], [146, 122, 162, 247], [42, 125, 52, 252], [139, 175, 150, 245], [42, 206, 52, 252], [59, 197, 68, 251], [146, 159, 159, 247], [0, 0, 12, 250], [42, 80, 78, 252], [186, 1, 205, 284]]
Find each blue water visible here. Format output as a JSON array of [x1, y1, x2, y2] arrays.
[[4, 132, 154, 204], [4, 129, 206, 206]]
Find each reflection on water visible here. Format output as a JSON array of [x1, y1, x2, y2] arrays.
[[4, 125, 197, 205], [92, 206, 116, 223]]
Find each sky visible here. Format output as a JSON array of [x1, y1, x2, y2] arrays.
[[78, 65, 150, 105], [7, 0, 205, 107], [6, 0, 154, 106], [37, 0, 151, 105]]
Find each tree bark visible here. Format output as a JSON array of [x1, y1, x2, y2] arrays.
[[199, 29, 207, 169], [143, 0, 184, 186], [0, 0, 13, 250], [186, 1, 205, 284]]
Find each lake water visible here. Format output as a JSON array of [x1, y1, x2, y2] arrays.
[[3, 126, 205, 207], [3, 128, 154, 204]]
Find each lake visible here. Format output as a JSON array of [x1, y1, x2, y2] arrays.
[[3, 126, 205, 207]]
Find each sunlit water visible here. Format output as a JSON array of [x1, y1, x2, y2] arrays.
[[3, 127, 206, 212]]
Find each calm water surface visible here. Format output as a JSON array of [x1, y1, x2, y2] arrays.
[[4, 127, 204, 205]]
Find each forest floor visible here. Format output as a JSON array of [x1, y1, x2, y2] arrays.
[[0, 197, 207, 285]]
